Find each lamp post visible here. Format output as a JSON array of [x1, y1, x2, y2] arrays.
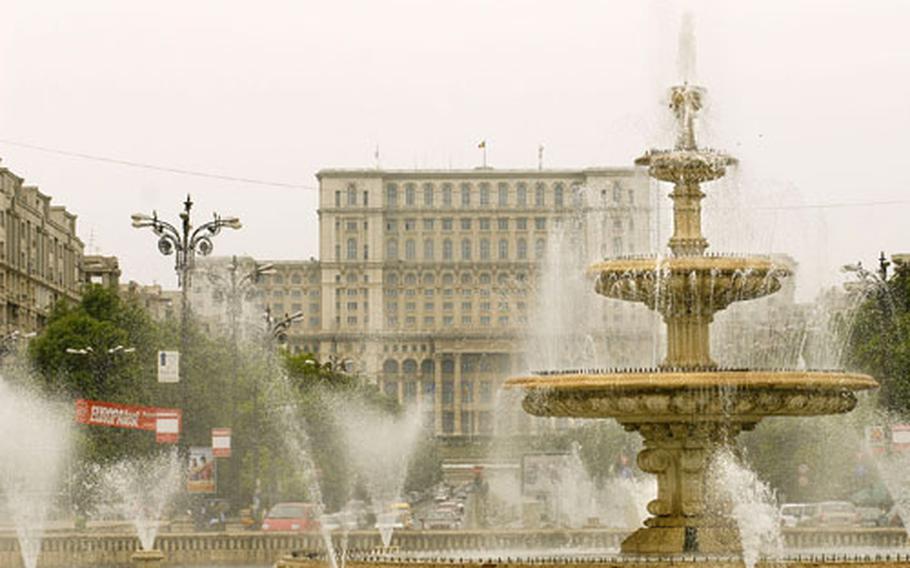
[[65, 345, 137, 389], [251, 307, 304, 490], [205, 256, 275, 504], [131, 195, 241, 447]]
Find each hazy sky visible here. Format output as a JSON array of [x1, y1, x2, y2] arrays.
[[1, 1, 908, 297]]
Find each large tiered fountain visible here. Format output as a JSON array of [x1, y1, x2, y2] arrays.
[[505, 81, 877, 554]]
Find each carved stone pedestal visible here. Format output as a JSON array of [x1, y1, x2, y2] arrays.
[[131, 549, 165, 568], [620, 421, 747, 555]]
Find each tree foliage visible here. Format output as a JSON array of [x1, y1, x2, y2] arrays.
[[847, 262, 910, 413]]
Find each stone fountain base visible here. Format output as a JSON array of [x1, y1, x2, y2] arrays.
[[130, 549, 164, 568], [276, 556, 910, 568]]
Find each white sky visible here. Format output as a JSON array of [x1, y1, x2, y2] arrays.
[[1, 1, 908, 297]]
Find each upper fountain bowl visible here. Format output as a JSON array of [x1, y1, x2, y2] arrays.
[[636, 148, 737, 185], [590, 253, 792, 315]]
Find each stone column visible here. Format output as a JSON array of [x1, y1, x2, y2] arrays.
[[668, 182, 708, 256], [453, 353, 463, 434], [620, 421, 744, 555], [434, 355, 443, 435]]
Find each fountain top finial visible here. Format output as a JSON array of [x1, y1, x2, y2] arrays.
[[669, 83, 705, 151]]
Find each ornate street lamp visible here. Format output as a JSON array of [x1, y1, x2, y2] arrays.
[[251, 307, 305, 491], [205, 256, 275, 504], [131, 195, 241, 446]]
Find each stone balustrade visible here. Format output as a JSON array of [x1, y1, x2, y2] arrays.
[[0, 528, 905, 567]]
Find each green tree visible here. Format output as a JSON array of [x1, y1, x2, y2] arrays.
[[29, 285, 162, 464], [847, 262, 910, 413]]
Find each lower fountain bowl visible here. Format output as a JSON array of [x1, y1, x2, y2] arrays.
[[505, 370, 877, 423]]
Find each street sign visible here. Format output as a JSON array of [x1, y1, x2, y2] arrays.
[[893, 424, 910, 451], [156, 411, 182, 444], [157, 351, 180, 383], [212, 428, 232, 458]]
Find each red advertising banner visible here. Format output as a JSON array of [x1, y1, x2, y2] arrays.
[[75, 399, 181, 444]]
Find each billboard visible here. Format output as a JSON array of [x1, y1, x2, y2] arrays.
[[187, 447, 216, 493], [75, 399, 181, 444]]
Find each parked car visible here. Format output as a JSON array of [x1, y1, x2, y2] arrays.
[[261, 502, 321, 532], [780, 503, 811, 528], [421, 510, 462, 530], [856, 506, 887, 528], [811, 501, 858, 527]]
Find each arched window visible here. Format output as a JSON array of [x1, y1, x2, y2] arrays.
[[613, 181, 622, 202], [383, 360, 400, 374], [461, 238, 472, 261], [442, 359, 455, 375], [516, 183, 528, 207], [479, 272, 492, 284], [480, 239, 491, 260], [402, 359, 418, 375], [405, 183, 416, 206], [461, 273, 472, 284], [405, 239, 416, 260], [535, 238, 546, 258], [387, 238, 399, 260], [443, 239, 453, 261], [386, 183, 398, 208], [442, 273, 454, 285], [423, 238, 434, 260], [386, 273, 399, 286], [498, 183, 509, 207], [420, 359, 435, 376], [535, 183, 546, 207], [498, 239, 509, 260], [423, 183, 434, 207], [422, 273, 435, 285], [554, 183, 565, 207], [479, 183, 490, 206], [517, 238, 528, 260], [405, 273, 417, 285], [347, 184, 357, 206], [442, 183, 453, 207], [347, 238, 357, 260], [460, 183, 471, 208]]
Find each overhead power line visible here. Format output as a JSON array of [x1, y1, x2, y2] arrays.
[[0, 138, 318, 190], [0, 138, 907, 211]]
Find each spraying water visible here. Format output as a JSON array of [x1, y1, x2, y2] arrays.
[[0, 379, 70, 568], [336, 401, 422, 540], [709, 449, 782, 568], [94, 448, 182, 550]]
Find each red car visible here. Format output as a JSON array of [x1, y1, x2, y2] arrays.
[[261, 502, 321, 532]]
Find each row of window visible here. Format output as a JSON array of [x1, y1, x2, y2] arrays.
[[336, 180, 601, 210], [383, 237, 543, 262], [385, 271, 526, 286], [262, 272, 319, 285], [384, 216, 554, 232], [386, 314, 522, 328], [386, 300, 526, 313], [382, 377, 496, 404]]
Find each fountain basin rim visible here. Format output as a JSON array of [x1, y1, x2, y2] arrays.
[[587, 254, 792, 277], [504, 370, 877, 392]]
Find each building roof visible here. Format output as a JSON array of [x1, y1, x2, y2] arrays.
[[316, 166, 640, 180]]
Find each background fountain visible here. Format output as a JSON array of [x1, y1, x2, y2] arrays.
[[94, 448, 182, 551], [0, 378, 70, 568]]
